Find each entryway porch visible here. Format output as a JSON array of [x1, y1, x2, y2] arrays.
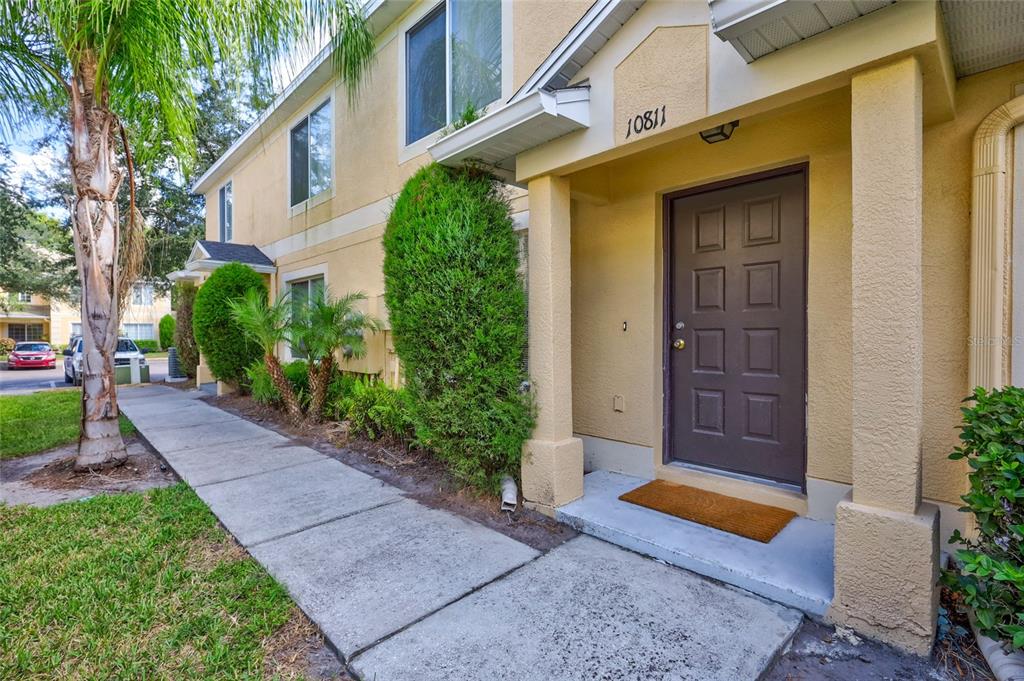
[[558, 470, 835, 616]]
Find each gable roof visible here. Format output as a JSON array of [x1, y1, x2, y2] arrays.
[[196, 240, 274, 267]]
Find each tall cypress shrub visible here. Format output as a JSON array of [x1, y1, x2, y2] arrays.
[[384, 164, 533, 492], [172, 283, 199, 379], [192, 263, 265, 383]]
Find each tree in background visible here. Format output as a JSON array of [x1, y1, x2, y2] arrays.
[[158, 314, 175, 351], [0, 145, 76, 309], [172, 282, 199, 379], [0, 0, 375, 469]]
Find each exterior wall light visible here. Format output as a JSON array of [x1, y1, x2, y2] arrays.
[[699, 120, 739, 144]]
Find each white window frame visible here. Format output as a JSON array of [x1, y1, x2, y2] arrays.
[[287, 93, 336, 217], [219, 180, 233, 242], [398, 0, 511, 162], [17, 292, 31, 303], [71, 322, 82, 337]]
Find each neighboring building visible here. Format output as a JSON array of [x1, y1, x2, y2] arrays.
[[2, 284, 172, 347], [185, 0, 1024, 655]]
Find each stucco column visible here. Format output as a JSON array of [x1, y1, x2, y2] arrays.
[[829, 56, 939, 656], [521, 174, 584, 515]]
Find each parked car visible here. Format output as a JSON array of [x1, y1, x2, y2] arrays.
[[63, 336, 147, 385], [7, 342, 57, 370]]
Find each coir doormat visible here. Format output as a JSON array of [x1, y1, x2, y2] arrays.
[[618, 479, 796, 543]]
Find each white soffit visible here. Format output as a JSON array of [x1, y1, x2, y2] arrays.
[[709, 0, 896, 63], [940, 1, 1024, 78], [429, 87, 591, 171]]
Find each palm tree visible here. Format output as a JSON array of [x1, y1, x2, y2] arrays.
[[0, 1, 374, 469], [228, 288, 305, 424], [293, 291, 380, 422]]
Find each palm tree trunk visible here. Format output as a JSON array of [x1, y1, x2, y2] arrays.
[[266, 353, 304, 424], [308, 355, 334, 423], [70, 53, 127, 470]]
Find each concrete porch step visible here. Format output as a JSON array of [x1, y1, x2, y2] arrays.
[[556, 470, 835, 616]]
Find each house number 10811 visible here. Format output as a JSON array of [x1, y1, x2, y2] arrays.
[[625, 105, 666, 139]]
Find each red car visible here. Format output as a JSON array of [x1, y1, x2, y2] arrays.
[[7, 342, 57, 369]]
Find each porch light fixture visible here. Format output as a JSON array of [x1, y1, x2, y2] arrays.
[[699, 120, 739, 144]]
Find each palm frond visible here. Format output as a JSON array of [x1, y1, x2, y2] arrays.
[[228, 287, 290, 355]]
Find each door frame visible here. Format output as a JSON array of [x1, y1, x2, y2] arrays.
[[661, 162, 809, 490]]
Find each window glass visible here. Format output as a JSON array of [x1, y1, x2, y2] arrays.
[[117, 339, 140, 353], [406, 5, 447, 144], [131, 284, 153, 306], [17, 292, 31, 302], [123, 323, 154, 341], [219, 182, 233, 241], [15, 342, 49, 352], [71, 322, 82, 337], [451, 0, 501, 117], [308, 103, 332, 197], [290, 100, 332, 207], [288, 276, 325, 358], [290, 118, 310, 206], [9, 324, 44, 342]]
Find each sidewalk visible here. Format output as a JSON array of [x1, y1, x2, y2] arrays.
[[119, 385, 803, 680]]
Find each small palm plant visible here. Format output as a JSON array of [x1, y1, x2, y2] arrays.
[[292, 291, 381, 422], [228, 289, 304, 424]]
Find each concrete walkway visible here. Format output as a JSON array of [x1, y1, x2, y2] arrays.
[[119, 385, 804, 680]]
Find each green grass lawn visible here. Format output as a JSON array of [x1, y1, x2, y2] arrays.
[[0, 390, 136, 459], [0, 484, 301, 679], [145, 351, 169, 359]]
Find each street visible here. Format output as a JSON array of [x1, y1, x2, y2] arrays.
[[0, 358, 167, 394]]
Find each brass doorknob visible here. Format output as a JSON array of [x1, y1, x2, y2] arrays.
[[673, 338, 686, 350]]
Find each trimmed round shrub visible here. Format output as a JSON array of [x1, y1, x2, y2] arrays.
[[158, 314, 175, 350], [944, 386, 1024, 651], [383, 163, 533, 492], [173, 282, 200, 378], [192, 263, 265, 383]]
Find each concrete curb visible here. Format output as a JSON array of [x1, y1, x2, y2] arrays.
[[971, 618, 1024, 681]]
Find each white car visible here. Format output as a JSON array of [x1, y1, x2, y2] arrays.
[[63, 336, 147, 385]]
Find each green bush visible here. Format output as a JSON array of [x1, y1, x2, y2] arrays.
[[134, 339, 159, 352], [173, 282, 200, 378], [326, 371, 361, 419], [158, 314, 175, 350], [383, 164, 533, 492], [944, 386, 1024, 650], [192, 263, 265, 383], [245, 361, 278, 405], [345, 379, 414, 443], [243, 359, 310, 407]]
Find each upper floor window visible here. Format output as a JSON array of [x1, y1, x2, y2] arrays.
[[17, 292, 31, 303], [406, 0, 501, 145], [290, 100, 333, 207], [218, 181, 233, 241], [131, 284, 153, 306]]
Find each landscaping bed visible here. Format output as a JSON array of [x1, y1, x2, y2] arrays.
[[206, 392, 575, 553], [0, 483, 347, 679]]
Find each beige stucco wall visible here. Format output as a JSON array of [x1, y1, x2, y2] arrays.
[[512, 0, 591, 92], [567, 61, 1024, 508]]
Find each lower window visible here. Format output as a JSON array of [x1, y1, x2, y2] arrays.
[[8, 323, 44, 342], [288, 275, 325, 359], [123, 323, 155, 341]]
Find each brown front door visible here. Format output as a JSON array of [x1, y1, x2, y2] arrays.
[[666, 166, 806, 487]]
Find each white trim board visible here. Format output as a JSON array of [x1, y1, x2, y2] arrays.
[[1012, 82, 1024, 386]]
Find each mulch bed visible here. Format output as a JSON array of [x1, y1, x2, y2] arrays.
[[935, 587, 995, 681], [24, 441, 175, 492], [205, 394, 576, 553]]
